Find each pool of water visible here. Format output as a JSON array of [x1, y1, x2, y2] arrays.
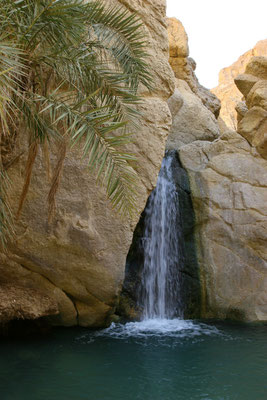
[[0, 319, 266, 400]]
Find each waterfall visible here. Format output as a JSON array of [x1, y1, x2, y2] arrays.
[[139, 152, 184, 320]]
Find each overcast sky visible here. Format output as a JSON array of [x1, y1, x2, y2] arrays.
[[166, 0, 267, 88]]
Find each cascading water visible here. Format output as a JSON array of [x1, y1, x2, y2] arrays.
[[139, 151, 184, 320], [107, 152, 208, 336]]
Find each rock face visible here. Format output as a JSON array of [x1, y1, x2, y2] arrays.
[[167, 80, 220, 149], [0, 0, 175, 328], [179, 131, 267, 321], [212, 40, 267, 130], [167, 19, 267, 321], [168, 18, 221, 118], [235, 56, 267, 159]]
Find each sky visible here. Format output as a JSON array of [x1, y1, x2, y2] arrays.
[[166, 0, 267, 88]]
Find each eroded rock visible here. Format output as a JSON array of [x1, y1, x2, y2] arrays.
[[236, 56, 267, 159], [212, 39, 267, 130], [167, 79, 220, 149], [179, 136, 267, 321], [167, 23, 267, 321], [0, 0, 175, 328], [167, 18, 221, 117]]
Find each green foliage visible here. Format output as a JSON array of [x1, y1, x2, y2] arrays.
[[0, 0, 152, 246]]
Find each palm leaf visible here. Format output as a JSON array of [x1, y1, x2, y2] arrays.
[[35, 90, 139, 214], [0, 0, 153, 229], [87, 2, 152, 90]]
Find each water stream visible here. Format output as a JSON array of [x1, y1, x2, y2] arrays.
[[139, 152, 183, 320]]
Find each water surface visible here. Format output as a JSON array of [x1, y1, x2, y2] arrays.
[[0, 319, 266, 400]]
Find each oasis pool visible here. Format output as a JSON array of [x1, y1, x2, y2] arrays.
[[0, 319, 266, 400]]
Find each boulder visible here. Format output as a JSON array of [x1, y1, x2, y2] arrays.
[[167, 79, 219, 149], [237, 106, 267, 144], [235, 101, 248, 122], [168, 17, 189, 58], [245, 56, 267, 80], [236, 56, 267, 159], [167, 18, 221, 117], [246, 80, 267, 109], [212, 39, 267, 130], [234, 73, 260, 97]]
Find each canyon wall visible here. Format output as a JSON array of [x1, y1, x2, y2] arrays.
[[167, 18, 267, 321], [0, 0, 175, 328]]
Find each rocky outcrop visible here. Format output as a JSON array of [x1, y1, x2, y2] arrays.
[[212, 40, 267, 130], [179, 131, 267, 321], [0, 0, 175, 328], [167, 19, 267, 321], [168, 18, 221, 118], [235, 56, 267, 159], [167, 79, 220, 149], [167, 18, 220, 150]]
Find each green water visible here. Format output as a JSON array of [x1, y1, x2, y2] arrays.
[[0, 319, 266, 400]]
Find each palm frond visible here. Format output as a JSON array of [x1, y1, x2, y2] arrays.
[[86, 2, 152, 91], [0, 38, 27, 135], [0, 0, 153, 227], [35, 90, 139, 214]]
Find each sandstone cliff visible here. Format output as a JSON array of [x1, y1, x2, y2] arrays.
[[212, 40, 267, 130], [167, 19, 267, 321], [0, 0, 175, 328]]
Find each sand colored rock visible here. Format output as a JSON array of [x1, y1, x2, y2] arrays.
[[168, 17, 189, 58], [235, 101, 248, 122], [167, 18, 220, 117], [167, 21, 267, 321], [0, 0, 175, 328], [237, 106, 267, 143], [212, 40, 267, 130], [167, 79, 219, 149], [236, 56, 267, 159], [245, 56, 267, 80], [0, 284, 58, 325], [0, 253, 77, 326], [246, 80, 267, 109], [179, 134, 267, 321], [234, 73, 260, 97]]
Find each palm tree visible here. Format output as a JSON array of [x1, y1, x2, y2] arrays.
[[0, 0, 152, 247]]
